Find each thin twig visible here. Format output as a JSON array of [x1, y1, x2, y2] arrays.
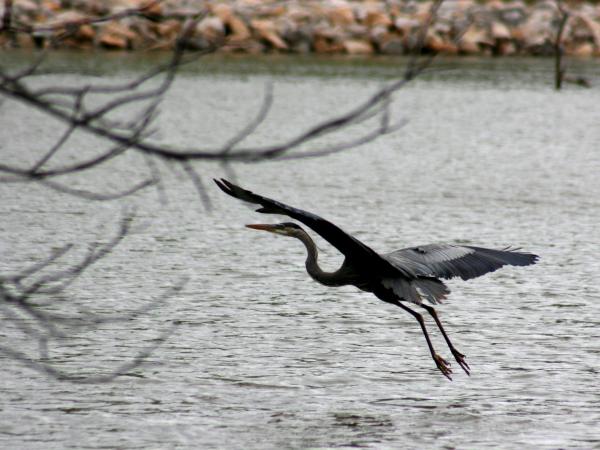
[[0, 322, 178, 383], [554, 0, 569, 91]]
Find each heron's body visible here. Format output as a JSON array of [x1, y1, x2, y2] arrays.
[[215, 179, 538, 379]]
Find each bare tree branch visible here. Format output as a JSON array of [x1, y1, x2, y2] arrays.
[[1, 212, 186, 382], [1, 1, 448, 383], [552, 1, 591, 90], [0, 323, 177, 383], [554, 0, 569, 91], [0, 1, 446, 188], [221, 82, 275, 155]]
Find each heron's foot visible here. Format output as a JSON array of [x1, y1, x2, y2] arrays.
[[434, 354, 453, 380], [451, 348, 470, 375]]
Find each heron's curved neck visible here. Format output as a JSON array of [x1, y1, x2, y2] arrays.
[[296, 231, 347, 287]]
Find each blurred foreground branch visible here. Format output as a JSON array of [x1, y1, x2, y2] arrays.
[[553, 0, 591, 90], [0, 212, 186, 383], [0, 0, 448, 381], [0, 1, 452, 201]]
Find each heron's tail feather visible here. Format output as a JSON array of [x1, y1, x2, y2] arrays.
[[382, 277, 449, 305], [415, 278, 450, 305]]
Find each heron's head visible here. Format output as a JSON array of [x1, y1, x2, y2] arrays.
[[245, 222, 304, 238]]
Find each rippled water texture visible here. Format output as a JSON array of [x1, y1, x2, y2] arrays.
[[1, 55, 599, 449]]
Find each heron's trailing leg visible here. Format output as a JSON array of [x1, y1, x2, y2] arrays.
[[394, 301, 453, 380], [421, 304, 470, 375]]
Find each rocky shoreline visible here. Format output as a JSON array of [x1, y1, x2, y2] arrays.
[[2, 0, 600, 57]]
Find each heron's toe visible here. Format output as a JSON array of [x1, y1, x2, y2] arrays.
[[434, 354, 453, 380], [451, 348, 470, 375]]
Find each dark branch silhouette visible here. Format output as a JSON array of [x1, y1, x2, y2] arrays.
[[0, 212, 186, 383], [554, 0, 569, 90], [553, 1, 591, 90], [0, 0, 451, 200], [1, 0, 449, 382]]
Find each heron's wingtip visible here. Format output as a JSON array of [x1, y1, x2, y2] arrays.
[[214, 178, 233, 195]]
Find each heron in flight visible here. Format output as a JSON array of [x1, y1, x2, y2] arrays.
[[215, 179, 538, 379]]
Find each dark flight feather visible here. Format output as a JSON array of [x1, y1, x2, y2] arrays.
[[215, 178, 413, 278]]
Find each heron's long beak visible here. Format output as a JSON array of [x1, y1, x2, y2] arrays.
[[245, 224, 277, 232]]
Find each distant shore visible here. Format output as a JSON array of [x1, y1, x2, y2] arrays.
[[2, 0, 600, 57]]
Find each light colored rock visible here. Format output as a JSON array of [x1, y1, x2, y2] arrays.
[[491, 21, 511, 40], [313, 33, 344, 53], [110, 0, 144, 8], [394, 16, 421, 35], [577, 14, 600, 47], [521, 6, 555, 46], [113, 0, 162, 17], [211, 3, 233, 21], [143, 1, 163, 17], [342, 39, 373, 54], [228, 15, 251, 40], [98, 21, 138, 49], [573, 42, 594, 56], [414, 0, 435, 19], [355, 4, 392, 28], [313, 25, 343, 41], [77, 24, 95, 41], [346, 23, 369, 38], [427, 30, 458, 53], [251, 19, 287, 50], [103, 21, 138, 41], [42, 0, 62, 12], [433, 21, 452, 35], [99, 33, 128, 49], [210, 3, 250, 41], [47, 10, 88, 28], [498, 5, 527, 26], [155, 19, 181, 40], [328, 3, 355, 27], [238, 0, 263, 6], [370, 24, 388, 42], [13, 0, 38, 16], [487, 0, 505, 10], [459, 27, 492, 53], [196, 16, 224, 42], [287, 5, 312, 23], [437, 0, 474, 20]]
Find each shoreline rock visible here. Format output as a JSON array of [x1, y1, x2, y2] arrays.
[[1, 0, 600, 57]]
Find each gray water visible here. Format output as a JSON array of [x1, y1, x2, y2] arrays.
[[1, 54, 599, 449]]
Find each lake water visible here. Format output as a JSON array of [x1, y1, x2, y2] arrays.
[[1, 53, 599, 449]]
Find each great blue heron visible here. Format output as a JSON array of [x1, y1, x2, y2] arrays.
[[215, 179, 538, 379]]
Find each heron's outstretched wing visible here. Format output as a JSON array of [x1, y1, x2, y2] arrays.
[[214, 179, 411, 277], [384, 244, 538, 281]]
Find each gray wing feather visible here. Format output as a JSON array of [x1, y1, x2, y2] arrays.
[[384, 244, 539, 281]]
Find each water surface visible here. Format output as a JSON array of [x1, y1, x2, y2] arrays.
[[1, 54, 599, 449]]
